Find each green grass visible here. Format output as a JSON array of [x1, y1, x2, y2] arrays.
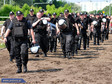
[[0, 43, 6, 48], [0, 21, 5, 25]]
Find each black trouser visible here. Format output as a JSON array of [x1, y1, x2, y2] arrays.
[[49, 36, 57, 52], [14, 39, 28, 68], [27, 35, 32, 48], [35, 33, 49, 54], [105, 28, 109, 40], [60, 32, 72, 55], [5, 36, 14, 59], [48, 29, 57, 52], [56, 34, 60, 43], [90, 32, 93, 40], [71, 33, 78, 55], [78, 34, 82, 50], [82, 33, 87, 49], [93, 30, 100, 45], [87, 35, 89, 47], [78, 33, 87, 50], [101, 30, 105, 43]]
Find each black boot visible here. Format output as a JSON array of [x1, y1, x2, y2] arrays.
[[16, 66, 22, 73], [66, 52, 71, 59], [54, 49, 56, 52], [63, 52, 66, 58], [35, 51, 39, 57], [9, 58, 13, 62], [9, 55, 14, 62], [54, 46, 56, 52], [44, 53, 47, 57], [35, 54, 39, 57], [23, 65, 27, 73], [71, 52, 74, 56], [75, 50, 78, 55], [50, 49, 52, 52]]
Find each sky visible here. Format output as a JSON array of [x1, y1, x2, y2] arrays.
[[65, 0, 111, 3]]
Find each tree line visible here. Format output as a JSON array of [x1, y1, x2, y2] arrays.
[[0, 3, 72, 20]]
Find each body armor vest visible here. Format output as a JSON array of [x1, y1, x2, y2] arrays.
[[27, 14, 36, 24], [12, 17, 28, 39], [34, 20, 47, 35]]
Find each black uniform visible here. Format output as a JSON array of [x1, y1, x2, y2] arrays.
[[26, 14, 36, 24], [93, 17, 102, 45], [58, 14, 75, 58], [100, 17, 106, 43], [33, 17, 49, 57], [86, 16, 92, 47], [49, 17, 58, 52], [8, 17, 32, 73], [76, 18, 88, 50], [26, 14, 36, 48], [71, 16, 78, 55], [105, 18, 110, 40], [89, 16, 94, 40], [3, 18, 14, 61]]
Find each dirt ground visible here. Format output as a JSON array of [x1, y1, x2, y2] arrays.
[[0, 34, 112, 84]]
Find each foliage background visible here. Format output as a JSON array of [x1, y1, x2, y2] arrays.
[[0, 0, 81, 20]]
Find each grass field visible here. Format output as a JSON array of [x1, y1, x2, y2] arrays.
[[0, 43, 5, 48], [0, 21, 4, 25]]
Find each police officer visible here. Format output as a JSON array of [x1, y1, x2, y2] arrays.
[[1, 11, 15, 62], [26, 9, 36, 24], [4, 11, 36, 73], [71, 13, 79, 55], [26, 9, 36, 48], [76, 13, 88, 50], [106, 16, 110, 40], [100, 14, 106, 43], [47, 13, 54, 52], [39, 9, 47, 17], [32, 12, 50, 57], [84, 12, 90, 48], [48, 13, 58, 52], [56, 9, 79, 59], [93, 14, 102, 45], [89, 14, 95, 40]]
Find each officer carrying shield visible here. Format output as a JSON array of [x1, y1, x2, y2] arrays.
[[56, 9, 79, 59], [4, 11, 36, 73], [32, 12, 50, 57], [93, 14, 102, 45]]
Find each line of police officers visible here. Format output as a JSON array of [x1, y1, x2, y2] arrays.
[[1, 9, 110, 73]]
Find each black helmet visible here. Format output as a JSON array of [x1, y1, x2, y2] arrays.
[[80, 13, 84, 15], [47, 13, 52, 17], [16, 11, 23, 16], [53, 12, 57, 15], [39, 9, 44, 13], [64, 9, 69, 13], [30, 9, 34, 12], [9, 11, 14, 15], [84, 12, 88, 15]]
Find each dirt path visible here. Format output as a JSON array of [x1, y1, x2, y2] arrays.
[[0, 35, 112, 84]]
